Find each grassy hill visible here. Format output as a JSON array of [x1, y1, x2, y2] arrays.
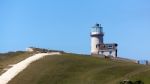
[[0, 51, 34, 74], [4, 53, 150, 84]]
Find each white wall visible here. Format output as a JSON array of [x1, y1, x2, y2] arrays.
[[99, 50, 117, 57], [26, 48, 34, 52], [91, 36, 99, 54]]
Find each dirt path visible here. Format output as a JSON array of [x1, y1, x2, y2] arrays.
[[0, 52, 60, 84]]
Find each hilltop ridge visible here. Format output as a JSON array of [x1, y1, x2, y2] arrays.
[[0, 52, 149, 84]]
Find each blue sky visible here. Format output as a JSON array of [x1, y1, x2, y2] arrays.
[[0, 0, 150, 60]]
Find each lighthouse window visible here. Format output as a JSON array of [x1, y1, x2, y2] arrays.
[[109, 51, 112, 55], [96, 45, 99, 48], [92, 28, 100, 32], [108, 45, 113, 49]]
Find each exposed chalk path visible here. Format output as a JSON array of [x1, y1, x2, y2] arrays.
[[0, 52, 60, 84]]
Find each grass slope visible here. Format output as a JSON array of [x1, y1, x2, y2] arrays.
[[0, 51, 34, 74], [7, 54, 150, 84]]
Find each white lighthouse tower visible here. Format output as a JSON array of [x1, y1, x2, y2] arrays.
[[91, 23, 104, 54]]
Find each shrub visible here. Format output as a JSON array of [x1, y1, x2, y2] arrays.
[[120, 80, 144, 84]]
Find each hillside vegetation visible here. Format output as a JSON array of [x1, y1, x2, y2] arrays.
[[0, 51, 34, 74], [4, 53, 150, 84]]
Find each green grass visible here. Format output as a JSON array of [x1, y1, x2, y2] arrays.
[[0, 51, 34, 74], [7, 53, 150, 84]]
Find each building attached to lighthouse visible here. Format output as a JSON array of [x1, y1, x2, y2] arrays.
[[91, 23, 118, 57]]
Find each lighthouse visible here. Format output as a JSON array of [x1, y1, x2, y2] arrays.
[[91, 23, 104, 54], [90, 23, 118, 57]]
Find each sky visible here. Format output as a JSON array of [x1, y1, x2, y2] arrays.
[[0, 0, 150, 60]]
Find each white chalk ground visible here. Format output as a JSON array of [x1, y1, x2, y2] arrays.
[[0, 52, 60, 84]]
